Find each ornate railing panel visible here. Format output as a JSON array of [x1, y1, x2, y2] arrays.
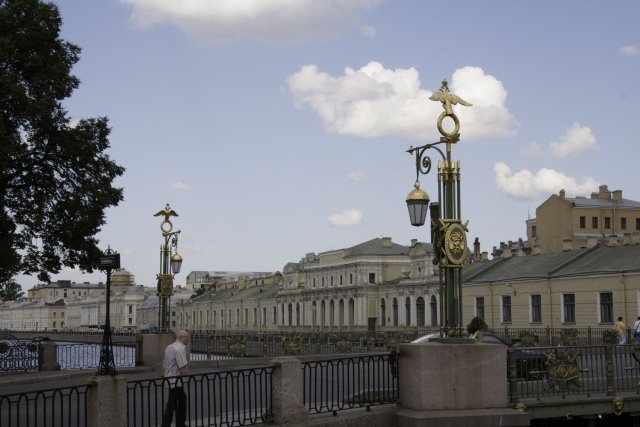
[[0, 334, 40, 373]]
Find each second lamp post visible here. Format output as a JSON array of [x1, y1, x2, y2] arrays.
[[154, 204, 183, 333]]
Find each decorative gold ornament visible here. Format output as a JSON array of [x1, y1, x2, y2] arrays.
[[429, 79, 472, 143], [157, 274, 174, 297], [612, 396, 624, 416]]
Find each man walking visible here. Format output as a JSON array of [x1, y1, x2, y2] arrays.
[[162, 330, 190, 427]]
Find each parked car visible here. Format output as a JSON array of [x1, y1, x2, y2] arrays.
[[411, 332, 546, 380]]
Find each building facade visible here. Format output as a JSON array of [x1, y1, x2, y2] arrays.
[[527, 185, 640, 253]]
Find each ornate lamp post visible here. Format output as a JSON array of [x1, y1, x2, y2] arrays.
[[97, 247, 120, 375], [154, 204, 183, 333], [406, 79, 472, 337]]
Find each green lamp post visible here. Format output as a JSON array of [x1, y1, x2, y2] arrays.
[[405, 79, 471, 337]]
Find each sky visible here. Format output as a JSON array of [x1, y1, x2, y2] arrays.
[[17, 0, 640, 290]]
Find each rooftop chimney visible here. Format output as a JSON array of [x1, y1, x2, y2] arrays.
[[382, 237, 392, 247], [559, 189, 566, 199], [613, 190, 622, 203], [502, 247, 512, 259]]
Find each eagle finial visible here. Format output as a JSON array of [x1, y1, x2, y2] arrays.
[[153, 203, 179, 222], [429, 79, 472, 115]]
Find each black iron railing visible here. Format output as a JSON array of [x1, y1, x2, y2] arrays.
[[127, 367, 274, 427], [56, 343, 136, 370], [508, 343, 640, 402], [0, 334, 40, 373], [0, 384, 89, 427], [302, 353, 399, 415]]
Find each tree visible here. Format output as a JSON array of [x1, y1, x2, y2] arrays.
[[0, 279, 23, 301], [0, 0, 125, 284]]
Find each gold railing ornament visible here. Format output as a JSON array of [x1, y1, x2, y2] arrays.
[[544, 348, 581, 393]]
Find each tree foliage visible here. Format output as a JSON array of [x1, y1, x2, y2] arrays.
[[0, 0, 125, 284], [0, 279, 23, 301]]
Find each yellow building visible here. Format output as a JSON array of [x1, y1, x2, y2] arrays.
[[526, 185, 640, 253], [463, 243, 640, 330]]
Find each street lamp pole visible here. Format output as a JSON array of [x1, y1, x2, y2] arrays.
[[154, 204, 183, 333], [97, 247, 120, 375], [405, 79, 472, 337]]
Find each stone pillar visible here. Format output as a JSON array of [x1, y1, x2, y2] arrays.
[[396, 342, 529, 426], [39, 340, 60, 371], [86, 375, 127, 427], [270, 357, 309, 425], [138, 332, 176, 370]]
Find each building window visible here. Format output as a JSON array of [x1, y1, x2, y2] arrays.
[[262, 307, 267, 325], [349, 274, 353, 285], [531, 225, 537, 238], [287, 303, 293, 326], [592, 216, 599, 229], [604, 217, 611, 229], [416, 297, 425, 327], [392, 298, 398, 326], [330, 276, 334, 286], [430, 296, 438, 326], [405, 297, 411, 326], [340, 275, 343, 286], [253, 308, 257, 326], [368, 273, 376, 284], [501, 296, 512, 323], [563, 293, 576, 323], [599, 292, 613, 323], [621, 217, 627, 230], [244, 308, 248, 326], [236, 309, 240, 326], [476, 297, 485, 320], [296, 303, 300, 326], [380, 299, 386, 326], [531, 294, 542, 323], [579, 216, 586, 229], [321, 277, 324, 287], [311, 301, 317, 326], [636, 218, 640, 231], [273, 307, 277, 324]]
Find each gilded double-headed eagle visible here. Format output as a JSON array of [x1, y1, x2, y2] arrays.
[[429, 79, 472, 115], [154, 204, 179, 222]]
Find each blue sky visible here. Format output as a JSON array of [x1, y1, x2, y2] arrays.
[[19, 0, 640, 289]]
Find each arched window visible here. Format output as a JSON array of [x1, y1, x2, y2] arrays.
[[430, 295, 438, 326], [405, 297, 411, 326], [287, 303, 293, 326], [348, 298, 355, 326], [380, 299, 387, 326], [321, 301, 326, 326], [329, 300, 335, 326], [311, 301, 317, 326], [392, 298, 398, 326], [416, 297, 425, 327], [296, 303, 300, 326]]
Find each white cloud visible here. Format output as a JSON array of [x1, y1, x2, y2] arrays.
[[172, 181, 192, 190], [549, 123, 598, 158], [619, 45, 639, 56], [328, 209, 363, 226], [522, 142, 541, 156], [287, 62, 517, 141], [494, 162, 600, 200], [121, 247, 135, 256], [121, 0, 383, 43], [347, 171, 368, 182]]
